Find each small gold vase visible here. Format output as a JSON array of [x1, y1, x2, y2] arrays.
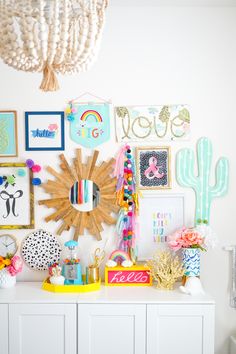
[[86, 265, 100, 284]]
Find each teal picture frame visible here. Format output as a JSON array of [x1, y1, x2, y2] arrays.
[[0, 111, 18, 157]]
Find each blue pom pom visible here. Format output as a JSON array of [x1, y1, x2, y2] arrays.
[[32, 178, 41, 186], [0, 176, 3, 185], [67, 114, 75, 122]]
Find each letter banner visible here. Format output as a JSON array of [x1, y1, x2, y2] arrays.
[[69, 103, 111, 148]]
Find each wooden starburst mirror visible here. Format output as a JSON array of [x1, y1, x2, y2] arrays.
[[38, 149, 118, 240]]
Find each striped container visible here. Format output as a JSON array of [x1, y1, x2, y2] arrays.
[[182, 248, 200, 277]]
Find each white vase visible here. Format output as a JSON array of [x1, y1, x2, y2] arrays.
[[0, 268, 16, 289], [50, 275, 65, 285]]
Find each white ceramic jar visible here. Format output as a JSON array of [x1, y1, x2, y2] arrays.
[[0, 268, 16, 289]]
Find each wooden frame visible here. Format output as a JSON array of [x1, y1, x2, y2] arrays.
[[0, 163, 34, 229], [0, 110, 18, 157], [39, 149, 119, 240], [136, 146, 171, 190]]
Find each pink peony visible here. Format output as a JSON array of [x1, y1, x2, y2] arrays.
[[168, 227, 205, 251], [7, 256, 23, 276]]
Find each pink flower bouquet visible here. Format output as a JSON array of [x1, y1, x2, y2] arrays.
[[7, 256, 23, 276], [168, 227, 206, 252]]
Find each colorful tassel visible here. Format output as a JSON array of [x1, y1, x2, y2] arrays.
[[114, 144, 139, 263]]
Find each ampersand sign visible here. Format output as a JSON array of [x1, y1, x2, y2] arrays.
[[144, 157, 164, 180], [0, 190, 23, 218]]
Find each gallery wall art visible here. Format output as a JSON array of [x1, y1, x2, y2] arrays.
[[25, 111, 65, 151], [138, 193, 185, 260], [115, 104, 190, 143], [67, 103, 110, 148], [0, 163, 34, 229], [136, 146, 171, 190], [176, 137, 229, 225], [0, 111, 18, 157]]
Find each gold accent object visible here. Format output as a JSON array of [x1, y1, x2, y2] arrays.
[[146, 250, 185, 290], [86, 265, 100, 284]]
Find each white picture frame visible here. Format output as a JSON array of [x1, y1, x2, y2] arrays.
[[138, 192, 185, 261]]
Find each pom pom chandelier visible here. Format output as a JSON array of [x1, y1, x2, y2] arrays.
[[0, 0, 108, 91]]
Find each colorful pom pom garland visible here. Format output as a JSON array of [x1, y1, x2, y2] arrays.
[[65, 103, 77, 122], [26, 159, 42, 186], [114, 144, 139, 263]]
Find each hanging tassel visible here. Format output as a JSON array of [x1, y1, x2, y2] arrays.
[[39, 63, 60, 92], [113, 145, 127, 178]]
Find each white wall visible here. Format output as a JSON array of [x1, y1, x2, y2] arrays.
[[0, 3, 236, 353]]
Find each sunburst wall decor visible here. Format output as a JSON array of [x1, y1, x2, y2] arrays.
[[39, 149, 118, 240]]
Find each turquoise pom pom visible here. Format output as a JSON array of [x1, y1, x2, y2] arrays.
[[17, 169, 26, 177]]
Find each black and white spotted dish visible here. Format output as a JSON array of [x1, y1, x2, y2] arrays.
[[21, 229, 62, 270]]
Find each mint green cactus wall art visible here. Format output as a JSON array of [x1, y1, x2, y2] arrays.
[[176, 137, 229, 225]]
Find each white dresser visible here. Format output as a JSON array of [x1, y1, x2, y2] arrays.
[[0, 282, 215, 354]]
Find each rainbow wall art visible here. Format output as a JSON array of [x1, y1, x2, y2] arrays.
[[69, 104, 110, 148]]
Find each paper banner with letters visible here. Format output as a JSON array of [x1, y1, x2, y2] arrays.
[[69, 103, 110, 148]]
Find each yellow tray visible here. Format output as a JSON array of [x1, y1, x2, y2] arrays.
[[42, 276, 101, 293]]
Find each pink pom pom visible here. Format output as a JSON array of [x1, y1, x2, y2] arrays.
[[123, 229, 128, 236], [26, 159, 34, 168], [128, 212, 133, 217], [71, 108, 76, 113], [32, 164, 41, 173]]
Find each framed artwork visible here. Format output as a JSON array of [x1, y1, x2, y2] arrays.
[[69, 103, 110, 148], [136, 146, 171, 190], [25, 111, 65, 151], [115, 104, 190, 142], [0, 163, 34, 229], [138, 193, 185, 260], [0, 111, 18, 157]]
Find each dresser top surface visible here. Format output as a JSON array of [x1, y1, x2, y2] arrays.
[[0, 282, 215, 304]]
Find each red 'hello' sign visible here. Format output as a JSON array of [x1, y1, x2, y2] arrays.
[[105, 266, 152, 286]]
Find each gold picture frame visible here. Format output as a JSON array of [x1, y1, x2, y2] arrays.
[[0, 163, 34, 229], [136, 146, 171, 190], [39, 149, 118, 240]]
